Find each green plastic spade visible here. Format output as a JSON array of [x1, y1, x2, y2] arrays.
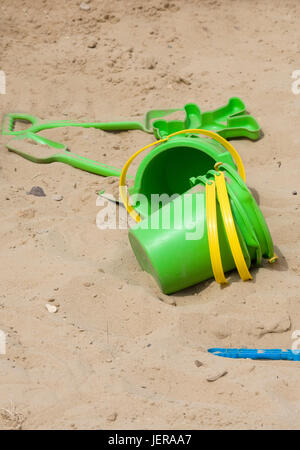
[[6, 134, 124, 178], [153, 98, 261, 140]]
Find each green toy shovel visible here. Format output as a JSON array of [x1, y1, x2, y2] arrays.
[[6, 134, 124, 177]]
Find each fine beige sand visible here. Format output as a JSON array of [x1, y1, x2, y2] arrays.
[[0, 0, 300, 430]]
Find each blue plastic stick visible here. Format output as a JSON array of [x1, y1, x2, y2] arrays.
[[208, 348, 300, 361]]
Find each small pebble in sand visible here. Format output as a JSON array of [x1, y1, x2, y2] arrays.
[[292, 191, 297, 195], [194, 360, 203, 368], [52, 194, 63, 201], [206, 370, 228, 382], [79, 2, 91, 11], [83, 282, 94, 287], [27, 186, 46, 197], [45, 303, 58, 313], [87, 40, 97, 49], [107, 412, 117, 422]]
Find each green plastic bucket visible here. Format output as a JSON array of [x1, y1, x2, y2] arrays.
[[129, 164, 274, 294]]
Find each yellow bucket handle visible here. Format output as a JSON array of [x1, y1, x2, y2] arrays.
[[206, 180, 228, 284], [214, 171, 252, 282]]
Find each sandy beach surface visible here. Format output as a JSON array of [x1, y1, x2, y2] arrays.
[[0, 0, 300, 429]]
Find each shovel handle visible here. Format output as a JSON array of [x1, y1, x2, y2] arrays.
[[2, 113, 39, 135], [57, 152, 123, 178]]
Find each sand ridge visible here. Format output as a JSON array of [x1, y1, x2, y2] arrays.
[[0, 0, 300, 430]]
